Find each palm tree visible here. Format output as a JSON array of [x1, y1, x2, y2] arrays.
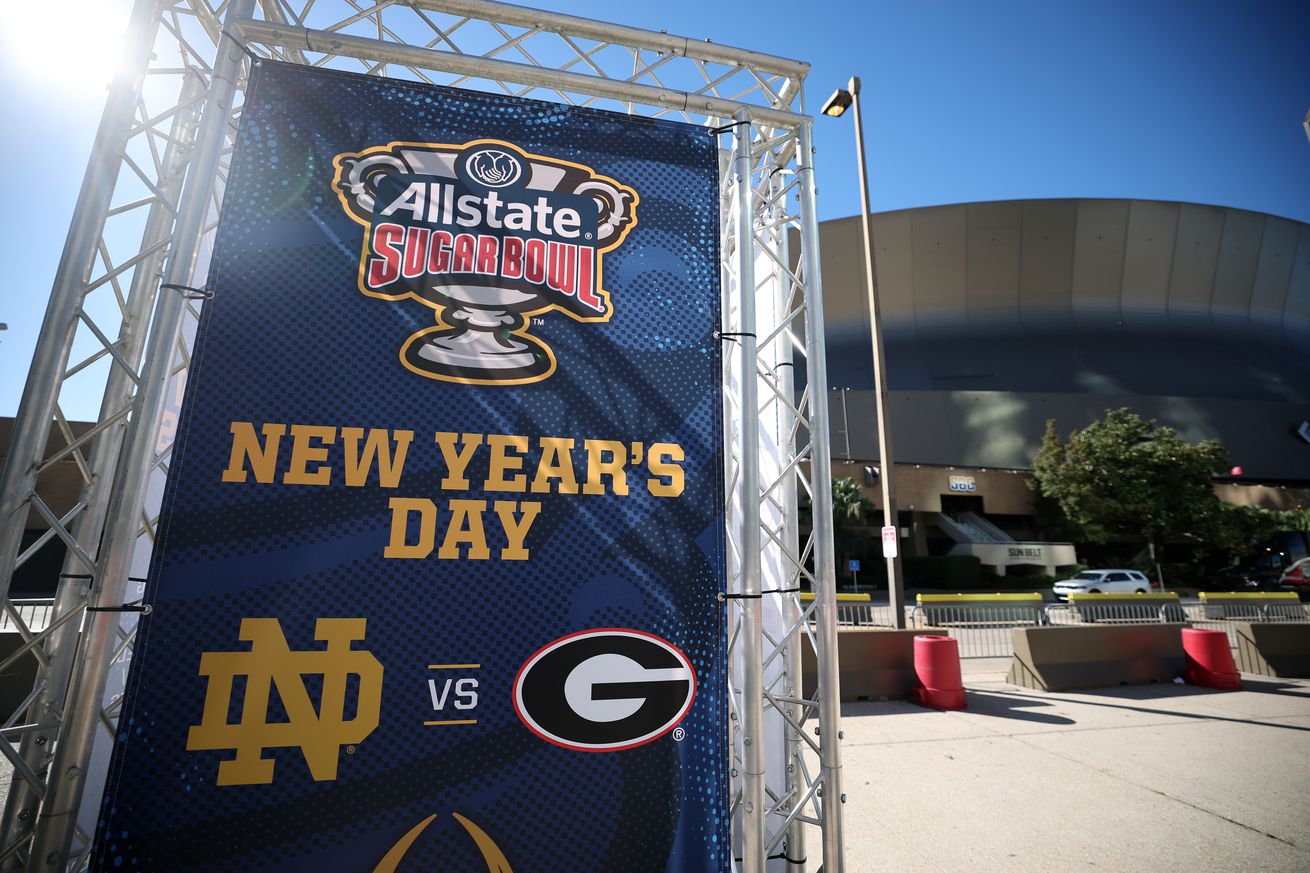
[[831, 477, 872, 583], [832, 477, 865, 523]]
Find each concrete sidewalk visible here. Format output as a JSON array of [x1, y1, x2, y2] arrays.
[[814, 660, 1310, 872]]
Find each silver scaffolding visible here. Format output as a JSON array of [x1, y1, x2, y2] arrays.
[[0, 2, 845, 870]]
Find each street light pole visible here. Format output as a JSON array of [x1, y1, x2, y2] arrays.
[[824, 76, 906, 628]]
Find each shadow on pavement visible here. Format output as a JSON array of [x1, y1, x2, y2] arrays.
[[962, 690, 1075, 725], [998, 686, 1310, 733], [1237, 677, 1310, 698]]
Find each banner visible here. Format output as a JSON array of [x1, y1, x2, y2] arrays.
[[92, 61, 727, 873]]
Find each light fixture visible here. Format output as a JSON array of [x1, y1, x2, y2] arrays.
[[822, 74, 908, 627], [821, 88, 852, 118]]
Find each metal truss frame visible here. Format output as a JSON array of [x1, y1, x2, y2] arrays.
[[0, 2, 844, 870]]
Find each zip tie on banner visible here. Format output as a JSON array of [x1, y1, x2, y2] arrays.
[[735, 852, 804, 864], [87, 601, 153, 616], [220, 28, 263, 65], [718, 587, 801, 601], [161, 283, 214, 300], [715, 330, 757, 343], [64, 575, 153, 613], [709, 119, 751, 136]]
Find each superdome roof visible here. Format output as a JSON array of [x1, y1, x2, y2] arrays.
[[820, 199, 1310, 403]]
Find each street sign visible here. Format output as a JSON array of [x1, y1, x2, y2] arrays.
[[881, 525, 898, 558], [848, 559, 860, 572]]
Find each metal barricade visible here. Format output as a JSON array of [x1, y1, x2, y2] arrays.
[[911, 594, 1047, 659], [1063, 593, 1187, 624], [0, 598, 55, 634], [1188, 593, 1310, 647], [1197, 592, 1309, 622], [800, 592, 890, 627]]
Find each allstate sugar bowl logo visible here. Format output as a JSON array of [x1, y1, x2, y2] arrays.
[[333, 139, 638, 385], [466, 148, 522, 187]]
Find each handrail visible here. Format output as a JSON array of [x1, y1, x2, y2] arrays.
[[1067, 593, 1180, 602], [917, 593, 1043, 603]]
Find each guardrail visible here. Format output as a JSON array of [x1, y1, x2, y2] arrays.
[[807, 591, 1310, 662], [799, 592, 894, 626], [1058, 593, 1187, 624], [910, 594, 1047, 659], [1188, 592, 1309, 647], [1197, 592, 1309, 621], [0, 598, 56, 634]]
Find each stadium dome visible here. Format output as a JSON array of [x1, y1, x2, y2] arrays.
[[821, 198, 1310, 482]]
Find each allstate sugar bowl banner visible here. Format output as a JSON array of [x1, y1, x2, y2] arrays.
[[93, 61, 728, 873]]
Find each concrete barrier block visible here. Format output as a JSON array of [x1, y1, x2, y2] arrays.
[[1233, 622, 1310, 678], [801, 627, 944, 701], [1007, 625, 1186, 692]]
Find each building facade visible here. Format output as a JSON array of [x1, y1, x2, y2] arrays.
[[820, 198, 1310, 574]]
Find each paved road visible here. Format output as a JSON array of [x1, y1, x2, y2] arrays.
[[3, 660, 1308, 872], [812, 660, 1310, 872]]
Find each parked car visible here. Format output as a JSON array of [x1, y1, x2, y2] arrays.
[[1206, 567, 1278, 591], [1052, 569, 1152, 601], [1277, 557, 1310, 591]]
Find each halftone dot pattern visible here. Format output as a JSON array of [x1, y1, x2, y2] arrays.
[[91, 61, 727, 873]]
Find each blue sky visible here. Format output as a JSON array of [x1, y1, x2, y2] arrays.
[[2, 0, 1308, 419]]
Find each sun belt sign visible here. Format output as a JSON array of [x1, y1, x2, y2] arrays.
[[333, 138, 637, 385]]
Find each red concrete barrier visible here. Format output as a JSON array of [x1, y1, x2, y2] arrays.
[[1182, 628, 1241, 690], [913, 635, 966, 709]]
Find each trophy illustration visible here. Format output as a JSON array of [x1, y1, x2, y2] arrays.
[[333, 139, 637, 385]]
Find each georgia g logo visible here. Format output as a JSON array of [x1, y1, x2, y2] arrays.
[[513, 629, 695, 752], [332, 138, 638, 386]]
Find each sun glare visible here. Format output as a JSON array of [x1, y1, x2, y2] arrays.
[[2, 0, 132, 94]]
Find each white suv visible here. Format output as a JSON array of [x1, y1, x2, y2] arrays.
[[1053, 569, 1151, 601]]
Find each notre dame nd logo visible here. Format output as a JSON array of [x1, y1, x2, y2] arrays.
[[186, 618, 384, 786], [332, 139, 638, 386]]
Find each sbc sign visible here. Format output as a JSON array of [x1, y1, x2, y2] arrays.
[[948, 474, 977, 492]]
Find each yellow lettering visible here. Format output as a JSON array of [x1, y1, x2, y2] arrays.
[[342, 427, 413, 488], [384, 498, 436, 559], [530, 437, 578, 494], [221, 422, 287, 483], [646, 442, 685, 497], [583, 439, 629, 495], [284, 425, 337, 485], [434, 432, 483, 490], [485, 435, 529, 493], [494, 500, 541, 560], [439, 499, 490, 560]]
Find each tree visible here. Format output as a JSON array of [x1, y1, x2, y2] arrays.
[[1030, 420, 1085, 542], [831, 477, 875, 581], [832, 476, 868, 524], [1032, 409, 1229, 560], [1275, 505, 1310, 536]]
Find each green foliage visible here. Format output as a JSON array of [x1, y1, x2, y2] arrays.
[[1032, 408, 1228, 546], [831, 477, 871, 523], [1274, 505, 1310, 534], [1194, 502, 1285, 555], [831, 477, 876, 578]]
